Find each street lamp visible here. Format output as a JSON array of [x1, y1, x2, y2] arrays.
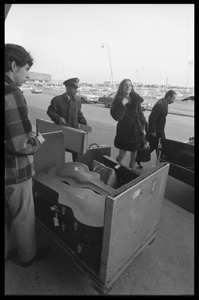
[[138, 67, 144, 84], [57, 60, 66, 80], [135, 69, 139, 85], [186, 61, 193, 90], [101, 43, 114, 90]]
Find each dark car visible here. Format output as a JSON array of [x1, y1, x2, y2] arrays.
[[98, 93, 153, 110], [98, 93, 115, 108], [141, 101, 153, 111], [76, 92, 99, 104], [31, 88, 43, 94]]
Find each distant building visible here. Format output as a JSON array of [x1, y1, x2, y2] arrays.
[[103, 81, 119, 90], [29, 71, 51, 82]]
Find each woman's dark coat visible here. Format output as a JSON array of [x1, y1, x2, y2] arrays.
[[110, 91, 146, 151]]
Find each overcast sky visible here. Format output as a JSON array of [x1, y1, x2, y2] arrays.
[[5, 4, 194, 87]]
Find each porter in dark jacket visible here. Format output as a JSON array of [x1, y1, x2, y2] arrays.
[[47, 78, 87, 129], [47, 78, 87, 161]]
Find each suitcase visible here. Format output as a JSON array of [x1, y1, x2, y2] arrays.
[[158, 138, 194, 186], [36, 118, 88, 154], [78, 143, 111, 169]]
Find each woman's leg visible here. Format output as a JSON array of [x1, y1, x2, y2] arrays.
[[116, 149, 126, 164], [136, 151, 143, 168], [129, 150, 137, 169]]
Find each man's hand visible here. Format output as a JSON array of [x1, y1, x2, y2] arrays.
[[29, 132, 37, 138], [36, 133, 45, 144], [59, 117, 67, 126]]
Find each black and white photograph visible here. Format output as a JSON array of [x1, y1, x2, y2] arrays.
[[5, 3, 194, 295]]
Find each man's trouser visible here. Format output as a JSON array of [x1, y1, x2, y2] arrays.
[[5, 178, 37, 262], [147, 135, 159, 153], [146, 132, 164, 154]]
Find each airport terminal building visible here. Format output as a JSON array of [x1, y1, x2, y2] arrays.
[[28, 71, 51, 83]]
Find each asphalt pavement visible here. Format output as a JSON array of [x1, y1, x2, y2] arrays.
[[4, 93, 194, 295], [4, 151, 194, 295], [5, 198, 194, 295]]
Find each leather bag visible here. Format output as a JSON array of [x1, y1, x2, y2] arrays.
[[139, 142, 151, 162]]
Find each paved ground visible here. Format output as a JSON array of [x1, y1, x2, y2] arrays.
[[5, 94, 194, 295], [4, 199, 194, 295], [4, 153, 194, 295]]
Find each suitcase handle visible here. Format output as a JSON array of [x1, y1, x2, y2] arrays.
[[88, 143, 99, 149]]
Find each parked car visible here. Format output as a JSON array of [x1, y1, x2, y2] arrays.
[[141, 101, 153, 110], [76, 93, 99, 104], [31, 88, 43, 94], [98, 93, 153, 110], [98, 93, 115, 108]]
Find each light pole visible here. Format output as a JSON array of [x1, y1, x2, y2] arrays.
[[186, 61, 193, 90], [138, 67, 144, 84], [101, 43, 114, 90], [158, 75, 162, 86], [135, 69, 139, 85], [57, 60, 66, 80]]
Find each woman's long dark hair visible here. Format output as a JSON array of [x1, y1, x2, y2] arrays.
[[113, 79, 134, 102], [112, 78, 143, 107]]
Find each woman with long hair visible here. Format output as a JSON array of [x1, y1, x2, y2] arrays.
[[110, 79, 147, 170]]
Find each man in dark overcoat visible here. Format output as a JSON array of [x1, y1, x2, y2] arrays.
[[146, 89, 176, 154]]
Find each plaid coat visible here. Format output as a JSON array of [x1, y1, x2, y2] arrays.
[[5, 75, 40, 184]]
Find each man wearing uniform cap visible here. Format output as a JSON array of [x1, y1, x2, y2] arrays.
[[47, 77, 87, 161], [63, 77, 79, 88]]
